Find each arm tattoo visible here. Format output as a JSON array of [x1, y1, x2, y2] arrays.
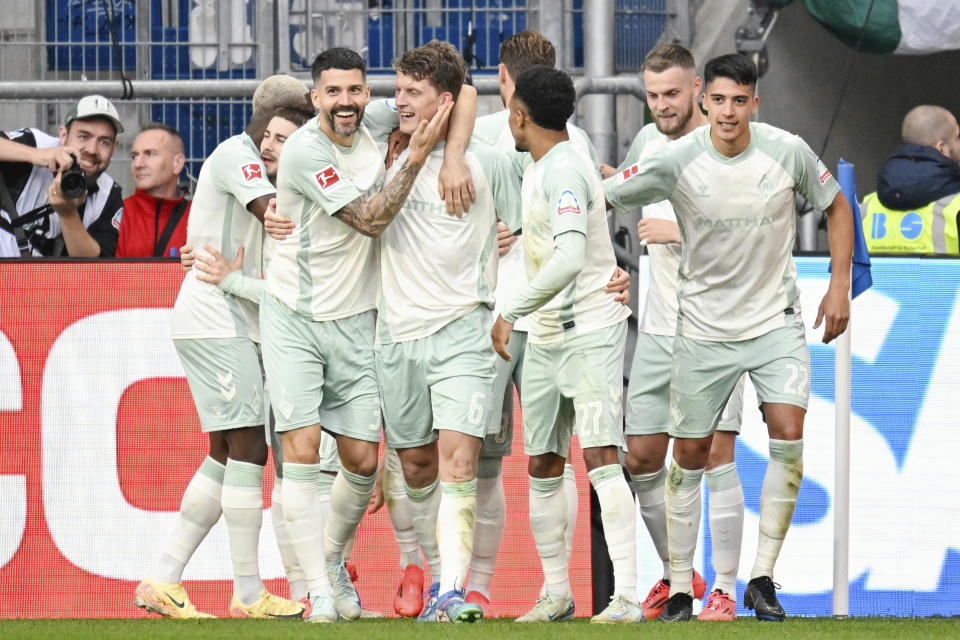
[[334, 158, 423, 237]]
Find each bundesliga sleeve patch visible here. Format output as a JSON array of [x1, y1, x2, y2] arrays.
[[620, 164, 639, 183], [556, 189, 582, 216], [817, 158, 832, 185], [314, 165, 341, 191], [240, 163, 264, 182]]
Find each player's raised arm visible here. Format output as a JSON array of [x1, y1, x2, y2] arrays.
[[602, 153, 678, 213], [334, 101, 453, 237], [438, 83, 478, 216]]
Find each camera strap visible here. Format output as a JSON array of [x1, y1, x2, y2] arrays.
[[153, 198, 190, 257], [0, 174, 31, 256]]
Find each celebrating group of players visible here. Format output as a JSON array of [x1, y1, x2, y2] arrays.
[[133, 29, 854, 625]]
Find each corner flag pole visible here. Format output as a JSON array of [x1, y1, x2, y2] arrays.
[[833, 288, 851, 619], [832, 157, 871, 618]]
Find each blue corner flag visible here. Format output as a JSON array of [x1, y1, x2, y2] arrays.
[[833, 158, 873, 299]]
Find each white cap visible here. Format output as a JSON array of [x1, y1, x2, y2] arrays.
[[65, 95, 124, 134]]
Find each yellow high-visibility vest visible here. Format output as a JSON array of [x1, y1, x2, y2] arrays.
[[860, 191, 960, 255]]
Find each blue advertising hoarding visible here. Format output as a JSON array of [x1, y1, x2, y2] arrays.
[[634, 256, 960, 616]]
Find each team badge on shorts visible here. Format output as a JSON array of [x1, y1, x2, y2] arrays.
[[240, 163, 264, 182], [556, 190, 581, 215]]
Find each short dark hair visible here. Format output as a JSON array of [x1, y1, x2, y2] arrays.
[[704, 53, 757, 90], [499, 30, 556, 80], [138, 122, 184, 153], [311, 47, 366, 83], [269, 106, 313, 129], [394, 40, 467, 100], [513, 65, 574, 132], [642, 43, 695, 73]]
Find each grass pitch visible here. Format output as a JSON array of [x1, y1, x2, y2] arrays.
[[2, 617, 959, 640]]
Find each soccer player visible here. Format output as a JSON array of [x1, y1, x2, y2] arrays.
[[197, 106, 316, 608], [491, 65, 637, 624], [379, 448, 428, 616], [467, 29, 630, 614], [260, 47, 472, 623], [603, 43, 746, 622], [191, 107, 387, 614], [376, 40, 521, 624], [134, 89, 309, 620], [604, 53, 853, 622]]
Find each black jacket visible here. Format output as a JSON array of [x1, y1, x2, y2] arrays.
[[877, 143, 960, 210]]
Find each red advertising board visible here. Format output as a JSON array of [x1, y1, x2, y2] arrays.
[[0, 262, 593, 618]]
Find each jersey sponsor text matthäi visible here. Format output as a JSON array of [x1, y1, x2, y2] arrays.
[[605, 122, 840, 341]]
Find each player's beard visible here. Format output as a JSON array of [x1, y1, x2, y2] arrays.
[[654, 101, 694, 137], [325, 105, 364, 138], [84, 168, 105, 189], [261, 152, 278, 184], [79, 154, 107, 188]]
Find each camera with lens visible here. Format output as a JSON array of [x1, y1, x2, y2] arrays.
[[60, 154, 87, 199]]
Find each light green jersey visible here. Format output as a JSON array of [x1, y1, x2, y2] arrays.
[[613, 123, 690, 337], [522, 140, 631, 344], [171, 133, 274, 341], [473, 108, 601, 332], [376, 140, 522, 344], [265, 101, 397, 321], [605, 122, 840, 341]]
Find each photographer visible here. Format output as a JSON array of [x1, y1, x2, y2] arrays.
[[0, 95, 124, 257]]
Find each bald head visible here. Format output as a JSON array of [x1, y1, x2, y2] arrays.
[[902, 105, 960, 165]]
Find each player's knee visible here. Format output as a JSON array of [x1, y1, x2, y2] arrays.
[[528, 453, 565, 478], [400, 452, 438, 488], [282, 441, 320, 464], [705, 433, 736, 469], [232, 443, 268, 466], [672, 436, 712, 469], [443, 453, 477, 482], [762, 402, 805, 440], [623, 449, 663, 475], [281, 429, 323, 464], [341, 450, 378, 478], [225, 427, 268, 465], [581, 445, 619, 472], [208, 433, 229, 464], [335, 435, 379, 476]]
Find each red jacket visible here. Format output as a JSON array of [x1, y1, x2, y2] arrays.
[[117, 189, 191, 258]]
